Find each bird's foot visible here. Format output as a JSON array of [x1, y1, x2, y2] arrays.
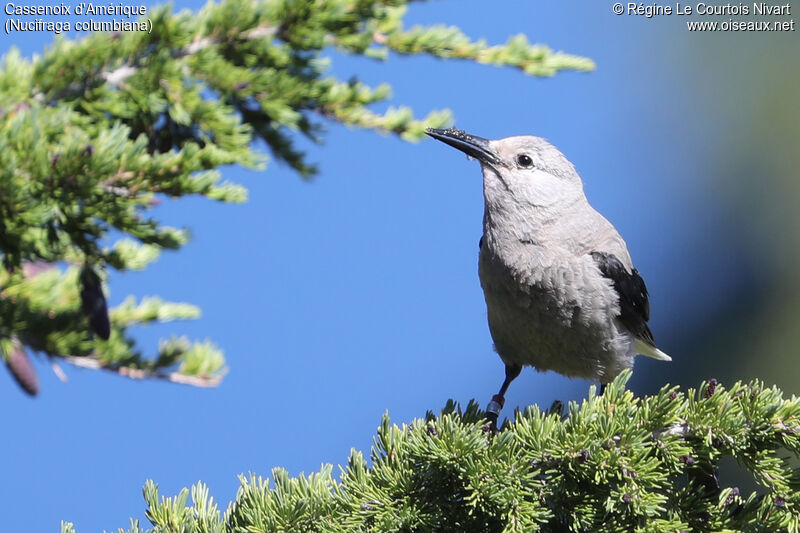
[[486, 394, 505, 432]]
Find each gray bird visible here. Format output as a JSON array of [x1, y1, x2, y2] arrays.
[[425, 128, 671, 425]]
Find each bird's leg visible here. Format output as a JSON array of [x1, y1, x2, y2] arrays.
[[599, 383, 607, 396], [486, 364, 522, 431]]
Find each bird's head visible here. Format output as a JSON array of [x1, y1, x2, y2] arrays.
[[425, 128, 586, 214]]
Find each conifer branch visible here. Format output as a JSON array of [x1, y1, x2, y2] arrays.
[[0, 0, 593, 394], [40, 22, 281, 100], [61, 373, 800, 532]]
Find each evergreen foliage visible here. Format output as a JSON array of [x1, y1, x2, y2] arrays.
[[0, 0, 593, 393], [60, 373, 800, 532]]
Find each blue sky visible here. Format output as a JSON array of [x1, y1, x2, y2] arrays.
[[1, 1, 795, 530]]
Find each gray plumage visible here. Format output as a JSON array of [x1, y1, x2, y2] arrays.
[[426, 128, 670, 396]]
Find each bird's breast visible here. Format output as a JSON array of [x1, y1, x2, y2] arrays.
[[477, 242, 633, 382]]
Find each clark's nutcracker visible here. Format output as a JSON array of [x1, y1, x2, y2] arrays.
[[426, 128, 671, 425]]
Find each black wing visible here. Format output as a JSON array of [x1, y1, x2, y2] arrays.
[[590, 251, 655, 346]]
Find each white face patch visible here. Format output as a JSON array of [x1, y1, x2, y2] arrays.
[[522, 168, 581, 207]]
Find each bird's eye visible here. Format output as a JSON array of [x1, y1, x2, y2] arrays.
[[516, 154, 533, 168]]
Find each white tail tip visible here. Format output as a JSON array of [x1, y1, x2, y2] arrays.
[[635, 338, 672, 361]]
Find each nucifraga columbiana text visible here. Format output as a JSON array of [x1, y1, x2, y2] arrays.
[[425, 128, 671, 426]]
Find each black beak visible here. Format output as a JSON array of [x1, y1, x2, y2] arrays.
[[425, 128, 501, 166]]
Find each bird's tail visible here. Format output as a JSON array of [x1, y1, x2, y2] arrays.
[[635, 338, 672, 361]]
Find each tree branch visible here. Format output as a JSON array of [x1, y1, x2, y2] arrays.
[[61, 354, 222, 387]]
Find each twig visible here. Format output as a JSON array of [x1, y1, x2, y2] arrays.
[[62, 354, 222, 387], [652, 421, 691, 439], [49, 358, 69, 383]]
